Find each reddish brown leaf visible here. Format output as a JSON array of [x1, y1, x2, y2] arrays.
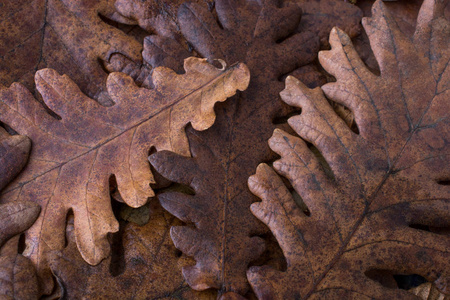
[[50, 202, 216, 299], [0, 237, 40, 300], [248, 0, 449, 298], [0, 57, 249, 294], [0, 0, 144, 105], [0, 201, 40, 248], [150, 0, 362, 297], [0, 128, 30, 191], [0, 131, 39, 300]]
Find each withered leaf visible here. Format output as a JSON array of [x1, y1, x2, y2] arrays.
[[150, 0, 362, 297], [0, 128, 30, 191], [248, 0, 449, 298], [0, 130, 40, 300], [0, 0, 144, 105], [50, 202, 215, 299], [0, 237, 40, 300], [0, 57, 249, 294]]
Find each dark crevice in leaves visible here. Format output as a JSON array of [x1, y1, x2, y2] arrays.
[[273, 109, 302, 125], [17, 233, 26, 254], [109, 199, 127, 277], [394, 274, 428, 290]]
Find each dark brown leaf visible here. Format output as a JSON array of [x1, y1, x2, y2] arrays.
[[50, 202, 216, 299], [0, 237, 40, 300], [0, 131, 39, 300], [0, 0, 144, 105], [150, 0, 362, 297], [248, 0, 449, 298], [0, 128, 30, 191]]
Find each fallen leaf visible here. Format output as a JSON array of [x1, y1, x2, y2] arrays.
[[50, 201, 216, 299], [248, 0, 450, 298], [150, 0, 362, 297], [114, 0, 211, 41], [0, 130, 40, 300], [0, 237, 40, 300], [0, 57, 250, 294], [0, 128, 30, 191], [0, 0, 144, 105]]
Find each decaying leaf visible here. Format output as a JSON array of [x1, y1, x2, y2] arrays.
[[0, 130, 40, 300], [248, 0, 449, 298], [0, 57, 249, 293], [150, 0, 362, 297], [0, 128, 30, 191], [0, 236, 40, 300], [114, 0, 211, 41], [50, 201, 216, 299], [0, 0, 144, 105]]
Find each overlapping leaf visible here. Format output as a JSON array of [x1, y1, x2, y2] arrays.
[[150, 0, 362, 297], [248, 0, 449, 298], [0, 57, 249, 294], [50, 202, 215, 299], [0, 130, 40, 299], [0, 0, 144, 105]]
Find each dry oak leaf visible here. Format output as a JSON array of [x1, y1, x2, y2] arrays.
[[0, 203, 41, 300], [0, 218, 40, 300], [50, 201, 216, 299], [150, 0, 362, 298], [0, 129, 40, 300], [248, 0, 450, 299], [0, 0, 144, 105], [0, 127, 30, 192], [150, 0, 320, 297], [0, 57, 250, 294]]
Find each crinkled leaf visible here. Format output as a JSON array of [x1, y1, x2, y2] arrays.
[[50, 202, 216, 299], [0, 0, 144, 105], [0, 57, 249, 293], [248, 0, 450, 298], [150, 0, 362, 297], [0, 128, 30, 191]]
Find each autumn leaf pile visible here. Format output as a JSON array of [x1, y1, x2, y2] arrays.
[[0, 0, 448, 299]]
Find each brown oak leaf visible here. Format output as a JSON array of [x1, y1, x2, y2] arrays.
[[0, 0, 145, 105], [0, 130, 40, 300], [0, 57, 249, 294], [150, 0, 362, 297], [49, 201, 216, 299], [248, 0, 449, 298]]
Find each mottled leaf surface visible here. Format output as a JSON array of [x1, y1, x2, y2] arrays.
[[0, 131, 39, 300], [248, 0, 450, 298], [150, 0, 362, 297], [50, 202, 216, 299], [0, 0, 144, 105], [0, 57, 249, 293]]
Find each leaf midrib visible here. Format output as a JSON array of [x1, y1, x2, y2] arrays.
[[1, 65, 239, 196]]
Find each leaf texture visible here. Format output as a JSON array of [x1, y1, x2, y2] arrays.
[[0, 131, 40, 300], [0, 57, 249, 293], [50, 202, 216, 299], [0, 0, 144, 105], [248, 0, 450, 298], [150, 0, 362, 297], [0, 238, 40, 300], [0, 128, 30, 191]]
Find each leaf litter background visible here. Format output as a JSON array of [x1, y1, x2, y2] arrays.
[[0, 0, 449, 299]]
